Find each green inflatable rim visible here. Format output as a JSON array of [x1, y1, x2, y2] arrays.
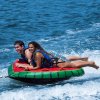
[[8, 65, 84, 79]]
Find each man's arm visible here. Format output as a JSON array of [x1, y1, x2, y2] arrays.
[[25, 49, 33, 65]]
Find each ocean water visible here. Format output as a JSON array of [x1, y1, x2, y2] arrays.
[[0, 0, 100, 100]]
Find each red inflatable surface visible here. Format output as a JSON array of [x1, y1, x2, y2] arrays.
[[13, 60, 78, 72]]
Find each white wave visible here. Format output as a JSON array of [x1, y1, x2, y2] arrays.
[[66, 22, 100, 35], [92, 23, 100, 29], [39, 35, 65, 42], [66, 29, 77, 34], [0, 48, 11, 53], [80, 50, 100, 66], [0, 80, 100, 100], [0, 68, 8, 78]]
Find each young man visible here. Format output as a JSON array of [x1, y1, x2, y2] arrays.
[[14, 40, 32, 68]]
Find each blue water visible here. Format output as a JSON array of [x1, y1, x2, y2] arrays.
[[0, 0, 100, 99]]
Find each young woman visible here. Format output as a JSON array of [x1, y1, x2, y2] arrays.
[[21, 41, 99, 70]]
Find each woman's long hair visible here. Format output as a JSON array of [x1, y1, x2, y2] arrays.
[[28, 41, 49, 54], [28, 41, 55, 60]]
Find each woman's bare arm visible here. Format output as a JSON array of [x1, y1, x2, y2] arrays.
[[32, 52, 43, 69]]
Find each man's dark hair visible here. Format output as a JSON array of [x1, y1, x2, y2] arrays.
[[14, 40, 25, 46]]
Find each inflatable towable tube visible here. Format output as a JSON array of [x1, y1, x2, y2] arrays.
[[8, 60, 84, 84]]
